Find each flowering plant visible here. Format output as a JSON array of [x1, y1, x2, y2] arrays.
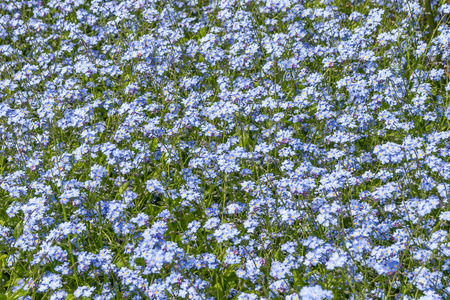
[[1, 0, 450, 299]]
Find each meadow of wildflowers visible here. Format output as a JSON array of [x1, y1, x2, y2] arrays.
[[2, 0, 450, 299]]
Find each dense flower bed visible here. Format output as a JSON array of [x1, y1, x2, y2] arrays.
[[1, 0, 450, 299]]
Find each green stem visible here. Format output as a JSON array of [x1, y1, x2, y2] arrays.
[[61, 205, 80, 285], [423, 0, 436, 39]]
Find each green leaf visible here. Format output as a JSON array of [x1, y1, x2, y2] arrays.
[[66, 294, 75, 300], [150, 138, 158, 152], [0, 254, 6, 269], [196, 27, 208, 42], [13, 221, 23, 239], [115, 259, 125, 268], [118, 182, 129, 195], [213, 282, 224, 298]]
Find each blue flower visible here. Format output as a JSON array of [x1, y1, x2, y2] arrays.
[[299, 285, 333, 300], [74, 286, 96, 298], [37, 272, 62, 292]]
